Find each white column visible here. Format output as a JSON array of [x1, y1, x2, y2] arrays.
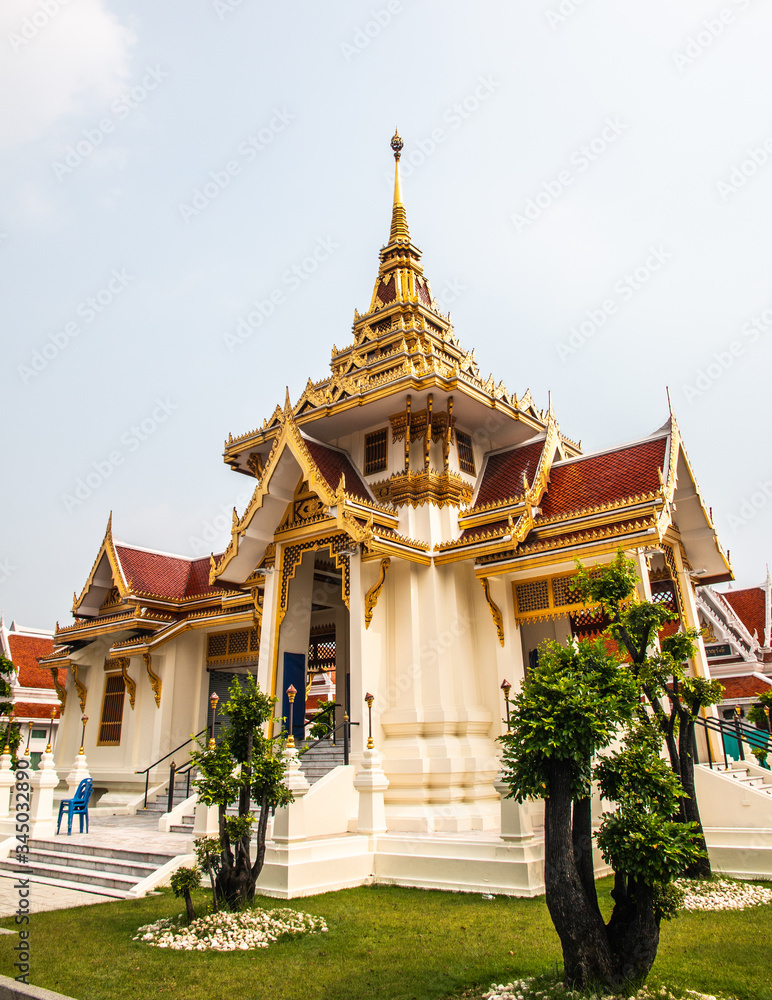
[[354, 749, 388, 834], [65, 750, 91, 798], [272, 749, 310, 843], [192, 799, 220, 838], [494, 774, 535, 843], [30, 752, 60, 839]]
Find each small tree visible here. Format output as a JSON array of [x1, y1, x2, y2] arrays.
[[574, 551, 722, 878], [500, 638, 702, 988], [189, 674, 293, 910], [0, 657, 22, 766], [170, 866, 201, 923]]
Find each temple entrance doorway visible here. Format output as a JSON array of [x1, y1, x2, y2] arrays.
[[277, 545, 350, 744]]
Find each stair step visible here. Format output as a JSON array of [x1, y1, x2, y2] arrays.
[[31, 840, 177, 867], [0, 871, 129, 899], [25, 849, 157, 879], [0, 858, 143, 892]]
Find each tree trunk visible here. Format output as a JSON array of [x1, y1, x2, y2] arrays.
[[606, 877, 660, 982], [183, 888, 196, 924], [678, 716, 711, 878], [252, 791, 270, 884], [572, 796, 601, 920], [545, 761, 615, 988]]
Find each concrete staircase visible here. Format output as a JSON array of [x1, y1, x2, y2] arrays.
[[702, 761, 772, 795], [145, 744, 344, 836], [0, 840, 179, 898], [298, 738, 345, 784]]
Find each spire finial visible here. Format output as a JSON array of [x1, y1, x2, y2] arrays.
[[389, 129, 409, 243]]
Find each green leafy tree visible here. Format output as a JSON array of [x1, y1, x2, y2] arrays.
[[193, 836, 221, 912], [189, 674, 293, 909], [0, 656, 22, 766], [170, 866, 201, 923], [747, 689, 772, 766], [748, 688, 772, 733], [574, 551, 722, 878], [500, 638, 703, 988]]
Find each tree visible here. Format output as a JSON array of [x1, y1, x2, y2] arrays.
[[189, 674, 293, 910], [573, 551, 722, 878], [500, 637, 702, 988], [0, 656, 22, 766], [170, 866, 201, 923], [747, 689, 772, 767]]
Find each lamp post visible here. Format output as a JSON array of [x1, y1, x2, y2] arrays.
[[24, 722, 32, 756], [208, 692, 219, 749], [286, 685, 297, 749], [500, 679, 512, 732], [78, 715, 88, 755], [365, 692, 374, 749], [47, 707, 58, 755]]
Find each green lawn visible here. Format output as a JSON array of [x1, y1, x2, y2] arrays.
[[0, 879, 769, 1000]]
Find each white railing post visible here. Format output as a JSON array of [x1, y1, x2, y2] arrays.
[[272, 748, 310, 844]]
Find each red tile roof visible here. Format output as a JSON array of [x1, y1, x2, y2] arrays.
[[540, 437, 667, 518], [116, 547, 222, 601], [6, 635, 56, 689], [724, 588, 767, 644], [303, 439, 371, 503], [9, 701, 61, 720], [473, 440, 545, 509], [716, 674, 772, 699]]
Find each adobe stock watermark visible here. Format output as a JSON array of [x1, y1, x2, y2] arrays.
[[211, 0, 251, 20], [681, 305, 772, 403], [340, 1, 403, 62], [555, 246, 671, 361], [188, 491, 253, 556], [673, 1, 757, 72], [371, 613, 473, 715], [0, 558, 17, 586], [726, 476, 772, 531], [52, 67, 170, 180], [511, 118, 628, 234], [545, 0, 591, 30], [716, 135, 772, 201], [381, 76, 501, 184], [61, 398, 179, 513], [222, 236, 339, 352], [18, 269, 134, 385], [435, 277, 466, 310], [13, 756, 31, 985], [7, 0, 70, 52], [178, 109, 295, 222]]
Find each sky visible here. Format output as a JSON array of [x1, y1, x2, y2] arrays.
[[2, 0, 772, 629]]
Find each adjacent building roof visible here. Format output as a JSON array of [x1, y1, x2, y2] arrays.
[[539, 437, 666, 518]]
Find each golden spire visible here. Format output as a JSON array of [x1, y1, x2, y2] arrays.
[[389, 129, 410, 243]]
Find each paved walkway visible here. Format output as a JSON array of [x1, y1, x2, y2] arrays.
[[0, 812, 192, 918]]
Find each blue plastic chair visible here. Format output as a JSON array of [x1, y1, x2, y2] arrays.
[[56, 778, 93, 835]]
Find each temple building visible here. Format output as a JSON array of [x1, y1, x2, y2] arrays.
[[697, 572, 772, 719], [0, 617, 61, 768], [41, 133, 767, 893]]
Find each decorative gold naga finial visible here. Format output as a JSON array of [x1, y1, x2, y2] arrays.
[[389, 128, 409, 243]]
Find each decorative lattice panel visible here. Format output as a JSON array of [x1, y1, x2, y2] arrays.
[[515, 580, 550, 615]]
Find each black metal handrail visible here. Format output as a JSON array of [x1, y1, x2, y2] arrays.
[[300, 718, 359, 766], [694, 713, 770, 770], [136, 728, 207, 808]]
